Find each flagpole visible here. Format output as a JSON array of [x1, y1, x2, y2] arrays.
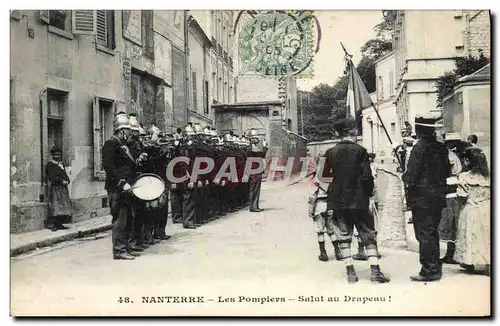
[[340, 42, 403, 170], [369, 101, 403, 169]]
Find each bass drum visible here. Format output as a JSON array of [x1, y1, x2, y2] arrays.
[[131, 173, 166, 210]]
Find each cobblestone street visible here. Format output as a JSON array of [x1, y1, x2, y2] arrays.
[[10, 180, 489, 316]]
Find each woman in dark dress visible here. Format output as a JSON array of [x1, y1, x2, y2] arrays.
[[45, 147, 71, 231]]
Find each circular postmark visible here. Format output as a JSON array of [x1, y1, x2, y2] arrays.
[[238, 12, 315, 77]]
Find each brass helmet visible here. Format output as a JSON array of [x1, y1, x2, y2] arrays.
[[193, 123, 204, 134], [148, 124, 161, 141], [128, 113, 141, 131], [139, 126, 147, 136], [185, 124, 195, 135], [113, 111, 130, 132], [203, 126, 212, 136], [224, 134, 233, 142]]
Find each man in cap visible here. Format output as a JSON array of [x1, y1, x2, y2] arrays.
[[248, 129, 267, 212], [102, 112, 146, 259], [402, 115, 451, 282], [318, 118, 389, 283]]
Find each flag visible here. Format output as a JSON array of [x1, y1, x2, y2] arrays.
[[342, 44, 373, 118]]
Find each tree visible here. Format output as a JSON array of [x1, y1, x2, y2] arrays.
[[435, 53, 490, 107], [299, 14, 394, 142]]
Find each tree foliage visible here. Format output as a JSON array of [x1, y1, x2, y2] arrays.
[[435, 53, 490, 107], [298, 15, 393, 142]]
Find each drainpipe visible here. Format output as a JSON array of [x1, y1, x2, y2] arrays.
[[184, 11, 190, 124], [39, 88, 47, 202]]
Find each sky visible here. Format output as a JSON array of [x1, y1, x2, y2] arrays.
[[297, 10, 384, 91]]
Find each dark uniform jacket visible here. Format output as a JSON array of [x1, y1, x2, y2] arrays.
[[322, 140, 374, 211], [402, 137, 451, 209], [102, 136, 138, 192]]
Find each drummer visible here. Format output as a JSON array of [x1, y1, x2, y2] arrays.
[[102, 112, 148, 260], [128, 114, 150, 251]]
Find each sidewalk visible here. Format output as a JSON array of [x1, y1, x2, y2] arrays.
[[10, 215, 113, 257], [10, 182, 284, 258]]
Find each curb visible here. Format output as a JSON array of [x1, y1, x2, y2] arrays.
[[10, 224, 112, 258]]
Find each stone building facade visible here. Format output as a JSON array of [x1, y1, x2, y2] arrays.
[[9, 10, 229, 233], [361, 51, 400, 160]]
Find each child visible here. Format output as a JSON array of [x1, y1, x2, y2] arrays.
[[308, 183, 341, 262], [454, 147, 490, 275], [309, 158, 341, 262]]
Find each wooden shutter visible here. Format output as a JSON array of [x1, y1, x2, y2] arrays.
[[72, 10, 97, 35], [40, 10, 50, 24], [204, 80, 209, 114], [96, 10, 108, 46], [191, 69, 197, 110], [92, 97, 105, 180]]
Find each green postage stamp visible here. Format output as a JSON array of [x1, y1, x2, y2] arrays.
[[238, 11, 319, 78]]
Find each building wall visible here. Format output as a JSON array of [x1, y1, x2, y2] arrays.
[[405, 11, 465, 60], [375, 52, 396, 101], [10, 10, 187, 232], [188, 28, 206, 116], [362, 100, 400, 158], [362, 52, 399, 160], [392, 10, 480, 131], [465, 10, 491, 58]]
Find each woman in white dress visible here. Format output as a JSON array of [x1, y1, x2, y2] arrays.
[[454, 147, 490, 275]]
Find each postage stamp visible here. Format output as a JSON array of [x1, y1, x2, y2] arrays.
[[238, 11, 318, 78]]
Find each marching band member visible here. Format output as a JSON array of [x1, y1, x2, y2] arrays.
[[151, 132, 173, 241], [128, 114, 149, 250], [182, 123, 198, 229], [102, 112, 146, 260], [170, 127, 184, 224]]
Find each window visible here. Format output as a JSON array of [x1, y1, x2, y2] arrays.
[[223, 77, 227, 103], [211, 11, 216, 40], [212, 73, 217, 102], [214, 11, 219, 42], [229, 77, 233, 103], [390, 122, 396, 138], [46, 89, 68, 162], [92, 97, 116, 180], [48, 10, 71, 32], [378, 76, 384, 100], [96, 10, 115, 49], [191, 69, 197, 111], [218, 77, 223, 102], [142, 10, 154, 57], [204, 80, 209, 114], [389, 71, 394, 96]]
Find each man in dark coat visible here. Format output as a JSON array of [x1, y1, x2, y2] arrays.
[[402, 115, 451, 282], [318, 118, 389, 284], [248, 129, 267, 212], [170, 127, 184, 224], [102, 112, 147, 260]]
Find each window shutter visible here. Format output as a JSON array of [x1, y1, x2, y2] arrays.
[[96, 10, 108, 45], [192, 70, 197, 110], [72, 10, 97, 35], [93, 97, 105, 180], [40, 10, 50, 24]]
